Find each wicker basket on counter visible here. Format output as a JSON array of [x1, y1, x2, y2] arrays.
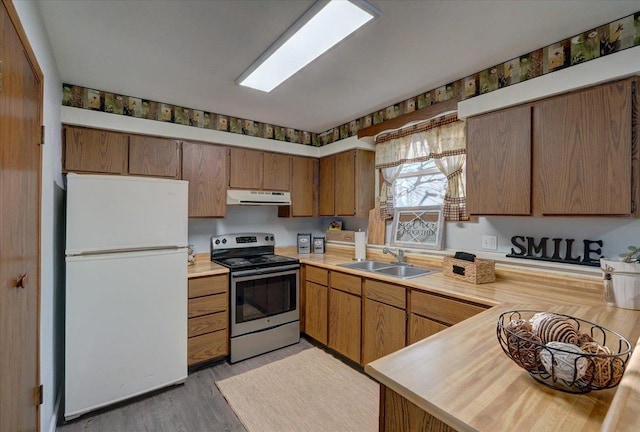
[[443, 256, 495, 284], [497, 310, 632, 393]]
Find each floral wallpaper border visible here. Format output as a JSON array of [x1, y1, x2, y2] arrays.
[[62, 10, 640, 147]]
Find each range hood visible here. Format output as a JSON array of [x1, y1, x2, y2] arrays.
[[227, 189, 291, 206]]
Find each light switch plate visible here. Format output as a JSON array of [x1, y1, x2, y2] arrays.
[[482, 235, 497, 250]]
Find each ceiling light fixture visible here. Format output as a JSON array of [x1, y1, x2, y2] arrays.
[[237, 0, 381, 93]]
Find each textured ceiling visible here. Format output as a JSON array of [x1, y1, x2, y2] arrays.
[[40, 0, 640, 133]]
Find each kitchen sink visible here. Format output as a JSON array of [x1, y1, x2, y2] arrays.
[[337, 260, 436, 279], [373, 265, 435, 279], [338, 260, 395, 271]]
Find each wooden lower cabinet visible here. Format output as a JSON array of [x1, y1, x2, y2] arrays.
[[328, 288, 361, 363], [362, 298, 406, 364], [187, 274, 229, 366], [305, 281, 328, 345], [410, 290, 488, 328], [408, 314, 448, 345], [380, 386, 457, 432]]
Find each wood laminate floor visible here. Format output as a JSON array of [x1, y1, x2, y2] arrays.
[[57, 338, 314, 432]]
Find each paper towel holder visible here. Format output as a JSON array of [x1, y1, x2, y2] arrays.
[[353, 230, 367, 261]]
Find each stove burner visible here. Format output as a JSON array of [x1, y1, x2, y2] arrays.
[[213, 254, 299, 271]]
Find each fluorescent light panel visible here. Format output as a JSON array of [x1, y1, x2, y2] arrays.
[[238, 0, 379, 92]]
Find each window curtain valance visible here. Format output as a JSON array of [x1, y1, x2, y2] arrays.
[[374, 113, 468, 221]]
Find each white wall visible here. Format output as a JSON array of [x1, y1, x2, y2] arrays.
[[12, 1, 64, 432], [188, 209, 369, 253]]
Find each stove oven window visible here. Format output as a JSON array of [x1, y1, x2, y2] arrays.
[[235, 272, 297, 323]]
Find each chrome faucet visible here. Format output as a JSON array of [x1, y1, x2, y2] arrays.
[[383, 247, 405, 264]]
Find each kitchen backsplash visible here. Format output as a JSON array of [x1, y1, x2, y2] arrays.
[[62, 11, 639, 147]]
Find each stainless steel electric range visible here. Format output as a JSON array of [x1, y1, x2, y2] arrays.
[[210, 233, 300, 363]]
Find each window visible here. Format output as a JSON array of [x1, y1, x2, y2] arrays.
[[393, 159, 446, 208], [374, 113, 467, 221]]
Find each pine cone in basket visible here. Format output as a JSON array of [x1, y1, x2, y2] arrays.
[[530, 312, 578, 345]]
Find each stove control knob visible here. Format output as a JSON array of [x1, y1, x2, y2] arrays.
[[269, 235, 274, 241], [214, 239, 220, 245], [265, 235, 269, 241], [222, 238, 227, 244]]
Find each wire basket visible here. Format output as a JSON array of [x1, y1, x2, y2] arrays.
[[496, 310, 632, 393]]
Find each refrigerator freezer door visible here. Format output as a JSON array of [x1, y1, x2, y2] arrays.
[[64, 248, 188, 420], [66, 174, 188, 255]]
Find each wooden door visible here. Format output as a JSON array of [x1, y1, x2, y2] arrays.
[[129, 135, 180, 178], [263, 152, 290, 191], [318, 155, 335, 216], [182, 142, 228, 217], [290, 156, 316, 216], [535, 79, 632, 215], [328, 289, 361, 363], [353, 149, 376, 217], [408, 314, 447, 345], [304, 281, 328, 345], [466, 105, 532, 215], [362, 299, 406, 364], [64, 126, 128, 174], [229, 147, 262, 189], [0, 0, 43, 429], [335, 151, 356, 215]]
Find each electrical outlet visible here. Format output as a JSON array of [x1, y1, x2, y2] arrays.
[[482, 235, 497, 250]]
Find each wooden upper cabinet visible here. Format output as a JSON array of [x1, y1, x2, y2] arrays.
[[320, 149, 375, 217], [289, 156, 317, 216], [263, 152, 291, 191], [64, 126, 128, 174], [128, 135, 180, 178], [466, 78, 635, 217], [229, 148, 291, 191], [335, 151, 356, 215], [182, 141, 228, 217], [535, 79, 632, 215], [467, 105, 532, 215], [318, 155, 336, 216], [229, 147, 263, 189]]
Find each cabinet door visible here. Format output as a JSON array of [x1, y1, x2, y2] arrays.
[[182, 142, 228, 217], [290, 156, 316, 216], [304, 281, 328, 345], [466, 105, 532, 215], [536, 80, 632, 215], [64, 126, 128, 174], [129, 135, 179, 178], [263, 152, 291, 191], [408, 314, 447, 345], [328, 288, 361, 363], [229, 147, 263, 189], [318, 155, 335, 216], [362, 298, 406, 364], [354, 149, 376, 217], [335, 150, 356, 216]]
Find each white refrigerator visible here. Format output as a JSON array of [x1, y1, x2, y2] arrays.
[[64, 173, 188, 420]]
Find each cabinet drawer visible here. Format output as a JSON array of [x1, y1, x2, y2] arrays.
[[306, 265, 328, 286], [188, 312, 227, 338], [365, 280, 406, 309], [330, 271, 362, 296], [410, 290, 486, 325], [188, 275, 227, 298], [188, 294, 227, 318], [188, 329, 227, 366]]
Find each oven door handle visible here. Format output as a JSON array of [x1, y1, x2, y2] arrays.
[[231, 264, 300, 278]]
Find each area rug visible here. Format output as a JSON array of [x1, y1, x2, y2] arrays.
[[215, 348, 379, 432]]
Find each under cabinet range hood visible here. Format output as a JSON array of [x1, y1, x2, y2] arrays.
[[227, 189, 291, 206]]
